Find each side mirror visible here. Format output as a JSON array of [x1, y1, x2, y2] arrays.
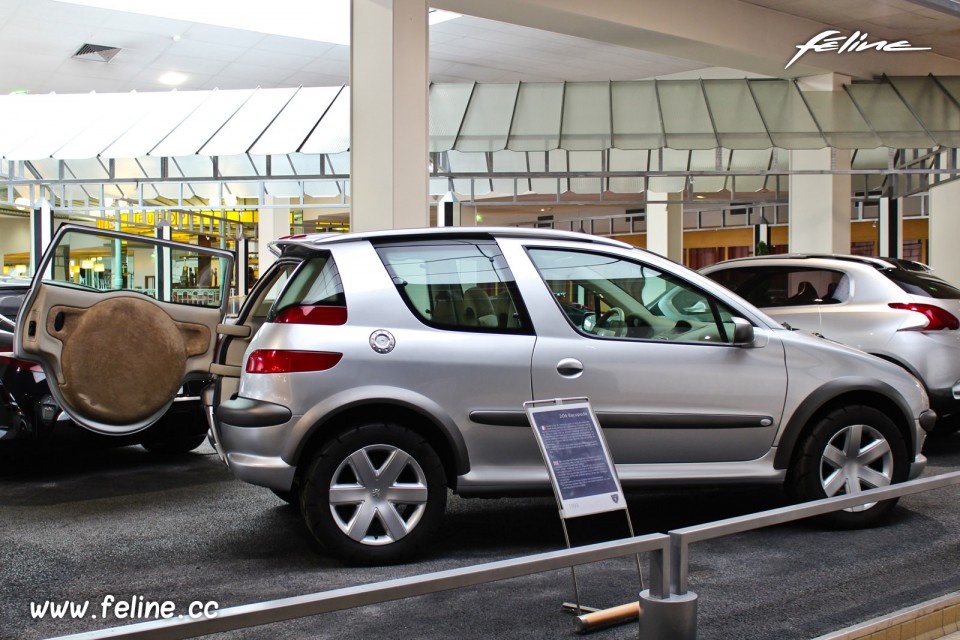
[[731, 317, 755, 346]]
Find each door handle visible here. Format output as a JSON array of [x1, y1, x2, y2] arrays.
[[556, 358, 584, 377]]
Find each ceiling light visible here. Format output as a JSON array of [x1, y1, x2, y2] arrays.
[[158, 71, 188, 86]]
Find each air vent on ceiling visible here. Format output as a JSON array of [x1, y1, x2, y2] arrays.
[[72, 43, 121, 63]]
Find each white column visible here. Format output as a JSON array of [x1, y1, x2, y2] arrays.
[[928, 179, 960, 284], [350, 0, 429, 232], [788, 148, 851, 254], [29, 199, 53, 276], [646, 192, 683, 262], [879, 197, 902, 259], [258, 196, 290, 273]]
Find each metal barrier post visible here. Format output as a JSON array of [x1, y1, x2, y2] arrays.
[[638, 534, 697, 640]]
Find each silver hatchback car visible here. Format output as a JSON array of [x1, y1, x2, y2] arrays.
[[16, 226, 935, 565], [701, 254, 960, 434]]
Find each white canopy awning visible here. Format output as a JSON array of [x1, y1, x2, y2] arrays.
[[1, 76, 959, 163]]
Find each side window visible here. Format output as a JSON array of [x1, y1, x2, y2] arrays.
[[375, 240, 531, 334], [46, 229, 229, 308], [710, 267, 847, 308], [527, 248, 740, 344]]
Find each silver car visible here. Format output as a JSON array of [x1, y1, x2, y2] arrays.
[[15, 226, 935, 565], [701, 254, 960, 434]]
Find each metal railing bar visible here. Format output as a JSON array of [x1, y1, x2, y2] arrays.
[[45, 533, 670, 640], [670, 470, 960, 594]]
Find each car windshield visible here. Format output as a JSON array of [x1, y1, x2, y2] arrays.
[[880, 268, 960, 299]]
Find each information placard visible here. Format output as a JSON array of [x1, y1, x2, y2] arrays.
[[525, 398, 626, 519]]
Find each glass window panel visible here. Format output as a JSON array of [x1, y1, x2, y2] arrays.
[[527, 248, 738, 344], [749, 80, 824, 149], [6, 93, 113, 160], [887, 76, 960, 147], [171, 155, 214, 179], [455, 83, 519, 152], [375, 240, 531, 334], [326, 151, 350, 175], [305, 180, 343, 197], [150, 89, 255, 157], [249, 86, 340, 155], [611, 81, 664, 150], [800, 90, 879, 149], [846, 83, 934, 149], [508, 82, 564, 151], [561, 82, 611, 151], [690, 148, 731, 193], [656, 80, 717, 150], [200, 87, 299, 156], [45, 229, 229, 308], [702, 80, 771, 149], [608, 149, 648, 194], [430, 83, 474, 152], [102, 91, 211, 159], [55, 92, 155, 160], [300, 86, 351, 154]]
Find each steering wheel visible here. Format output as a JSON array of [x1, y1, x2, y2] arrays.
[[595, 307, 626, 336]]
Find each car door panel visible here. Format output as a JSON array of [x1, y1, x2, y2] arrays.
[[15, 225, 232, 435], [500, 238, 789, 467]]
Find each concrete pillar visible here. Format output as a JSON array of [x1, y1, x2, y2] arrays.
[[646, 192, 683, 262], [879, 197, 902, 259], [350, 0, 429, 231], [259, 196, 291, 273], [157, 225, 172, 302], [928, 179, 960, 284], [236, 237, 249, 296], [788, 148, 851, 254], [789, 74, 852, 255], [29, 199, 53, 277]]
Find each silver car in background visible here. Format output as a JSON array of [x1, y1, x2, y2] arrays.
[[16, 227, 936, 565], [701, 254, 960, 434]]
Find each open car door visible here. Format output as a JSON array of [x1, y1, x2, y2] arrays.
[[14, 224, 234, 436]]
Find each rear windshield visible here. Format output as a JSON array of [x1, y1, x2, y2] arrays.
[[881, 269, 960, 299], [269, 254, 344, 318]]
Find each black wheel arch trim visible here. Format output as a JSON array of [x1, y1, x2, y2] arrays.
[[773, 377, 922, 470], [216, 397, 292, 427]]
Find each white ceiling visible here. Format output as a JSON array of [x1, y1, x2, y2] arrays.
[[0, 0, 710, 95]]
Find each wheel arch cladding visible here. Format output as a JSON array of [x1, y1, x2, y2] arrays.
[[774, 379, 916, 470], [291, 401, 467, 488]]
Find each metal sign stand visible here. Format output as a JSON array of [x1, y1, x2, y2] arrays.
[[524, 397, 644, 632]]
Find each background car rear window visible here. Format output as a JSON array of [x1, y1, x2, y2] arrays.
[[882, 269, 960, 299], [375, 240, 531, 334]]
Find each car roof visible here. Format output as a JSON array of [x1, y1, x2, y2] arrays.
[[271, 226, 635, 255], [702, 253, 907, 270]]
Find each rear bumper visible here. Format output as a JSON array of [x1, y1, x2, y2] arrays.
[[217, 396, 298, 491]]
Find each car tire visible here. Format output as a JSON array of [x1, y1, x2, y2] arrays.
[[787, 405, 908, 528], [299, 422, 447, 566], [270, 487, 300, 506], [141, 432, 207, 454]]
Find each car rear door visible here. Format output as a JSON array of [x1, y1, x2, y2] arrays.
[[14, 224, 233, 435]]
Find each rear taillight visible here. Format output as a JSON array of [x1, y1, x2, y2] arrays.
[[272, 305, 347, 325], [889, 302, 960, 331], [245, 350, 342, 374]]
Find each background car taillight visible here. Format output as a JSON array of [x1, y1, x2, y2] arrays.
[[889, 302, 960, 331], [245, 350, 342, 374], [0, 353, 43, 373], [272, 305, 347, 325]]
